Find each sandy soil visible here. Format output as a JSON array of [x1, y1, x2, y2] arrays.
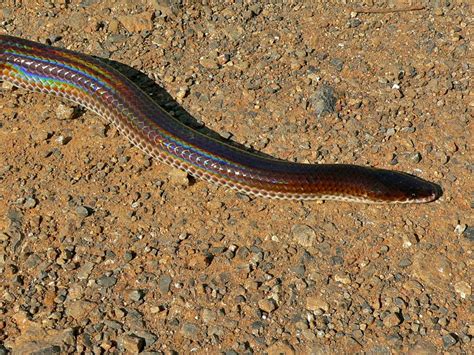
[[0, 1, 472, 353]]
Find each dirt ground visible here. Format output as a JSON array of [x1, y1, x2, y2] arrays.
[[0, 1, 472, 354]]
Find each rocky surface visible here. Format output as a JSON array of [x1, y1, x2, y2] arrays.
[[0, 1, 472, 353]]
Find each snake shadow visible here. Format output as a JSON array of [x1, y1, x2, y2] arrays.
[[100, 57, 277, 162]]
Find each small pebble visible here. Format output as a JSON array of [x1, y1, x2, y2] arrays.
[[454, 281, 471, 299], [2, 81, 14, 90], [398, 258, 412, 267], [202, 309, 217, 323], [306, 295, 329, 312], [119, 334, 145, 353], [330, 58, 344, 71], [311, 85, 337, 117], [180, 323, 200, 339], [442, 334, 457, 348], [97, 276, 117, 288], [23, 197, 37, 209], [118, 12, 153, 33], [199, 57, 220, 70], [158, 275, 172, 294], [410, 152, 422, 163], [124, 251, 135, 262], [168, 169, 190, 188], [128, 289, 145, 302], [56, 135, 72, 145], [462, 226, 473, 241], [258, 298, 278, 313], [56, 104, 76, 120], [291, 224, 317, 248], [383, 313, 402, 328], [75, 206, 91, 217], [348, 18, 361, 28]]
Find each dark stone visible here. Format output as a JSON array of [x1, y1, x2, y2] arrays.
[[442, 334, 458, 348], [97, 275, 117, 288], [312, 85, 337, 117], [463, 226, 474, 242]]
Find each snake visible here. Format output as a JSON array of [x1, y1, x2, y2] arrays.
[[0, 35, 441, 203]]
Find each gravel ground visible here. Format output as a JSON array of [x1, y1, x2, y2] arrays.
[[0, 1, 472, 354]]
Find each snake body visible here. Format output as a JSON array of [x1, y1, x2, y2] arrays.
[[0, 35, 441, 203]]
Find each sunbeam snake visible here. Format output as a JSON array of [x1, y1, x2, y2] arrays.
[[0, 35, 441, 203]]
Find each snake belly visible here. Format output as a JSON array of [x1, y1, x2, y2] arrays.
[[0, 35, 441, 203]]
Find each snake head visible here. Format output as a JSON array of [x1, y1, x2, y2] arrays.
[[371, 169, 442, 203]]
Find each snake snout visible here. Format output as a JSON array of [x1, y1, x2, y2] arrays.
[[375, 170, 442, 203]]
